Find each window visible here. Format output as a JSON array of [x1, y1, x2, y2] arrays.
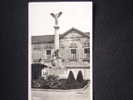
[[69, 43, 77, 61], [46, 50, 51, 55], [46, 50, 51, 59], [71, 49, 77, 61], [84, 40, 89, 47], [84, 48, 89, 54], [84, 48, 89, 59]]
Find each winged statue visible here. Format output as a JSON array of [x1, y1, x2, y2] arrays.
[[50, 11, 62, 25]]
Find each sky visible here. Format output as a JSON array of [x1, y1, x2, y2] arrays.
[[29, 2, 92, 36]]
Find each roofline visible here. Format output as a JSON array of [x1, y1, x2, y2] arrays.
[[60, 27, 89, 39], [32, 27, 90, 44]]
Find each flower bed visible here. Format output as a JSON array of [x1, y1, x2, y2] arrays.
[[32, 74, 89, 89]]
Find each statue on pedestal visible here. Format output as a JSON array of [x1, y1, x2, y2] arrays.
[[50, 11, 64, 70]]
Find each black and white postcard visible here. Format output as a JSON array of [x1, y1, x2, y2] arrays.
[[28, 2, 92, 100]]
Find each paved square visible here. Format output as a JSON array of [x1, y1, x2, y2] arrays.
[[32, 87, 90, 100]]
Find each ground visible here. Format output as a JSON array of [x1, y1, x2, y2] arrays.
[[32, 85, 90, 100]]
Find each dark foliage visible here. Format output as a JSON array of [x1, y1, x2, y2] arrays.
[[32, 78, 46, 88], [66, 71, 75, 84], [32, 73, 89, 89], [45, 75, 61, 89], [77, 71, 84, 83]]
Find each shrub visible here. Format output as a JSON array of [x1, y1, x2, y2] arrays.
[[66, 71, 75, 84], [32, 73, 89, 89], [65, 80, 82, 89], [76, 71, 84, 83], [32, 78, 45, 88], [82, 80, 89, 87], [32, 75, 60, 89], [65, 71, 83, 89], [45, 75, 61, 89], [47, 75, 59, 81]]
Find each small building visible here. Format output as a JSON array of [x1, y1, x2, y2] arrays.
[[32, 28, 90, 80]]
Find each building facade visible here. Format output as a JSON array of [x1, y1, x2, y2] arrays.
[[32, 28, 90, 80]]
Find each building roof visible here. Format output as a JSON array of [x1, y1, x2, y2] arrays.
[[32, 35, 54, 44], [60, 28, 89, 39], [32, 28, 89, 44]]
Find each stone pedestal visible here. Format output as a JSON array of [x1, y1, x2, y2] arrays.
[[52, 57, 64, 68]]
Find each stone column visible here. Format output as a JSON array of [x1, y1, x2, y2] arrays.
[[54, 25, 60, 51]]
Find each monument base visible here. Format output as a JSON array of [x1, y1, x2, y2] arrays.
[[42, 57, 66, 79]]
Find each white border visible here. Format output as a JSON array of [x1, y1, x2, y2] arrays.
[[90, 2, 93, 100], [28, 2, 93, 100], [28, 3, 31, 100]]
